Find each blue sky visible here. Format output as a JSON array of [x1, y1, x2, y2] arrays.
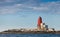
[[0, 0, 60, 31]]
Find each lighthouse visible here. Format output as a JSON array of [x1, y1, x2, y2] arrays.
[[37, 16, 47, 31], [38, 16, 42, 26], [37, 16, 43, 31]]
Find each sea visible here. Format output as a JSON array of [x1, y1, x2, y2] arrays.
[[0, 34, 60, 37]]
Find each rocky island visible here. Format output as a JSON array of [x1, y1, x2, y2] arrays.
[[0, 29, 60, 34], [0, 16, 59, 34]]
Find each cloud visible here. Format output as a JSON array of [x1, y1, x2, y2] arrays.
[[0, 0, 60, 14], [30, 1, 60, 14], [0, 4, 23, 14], [46, 1, 60, 14], [0, 0, 14, 2], [32, 7, 48, 11]]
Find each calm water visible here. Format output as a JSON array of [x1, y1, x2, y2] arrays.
[[0, 34, 60, 37]]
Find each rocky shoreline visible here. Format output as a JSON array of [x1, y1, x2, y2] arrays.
[[0, 31, 60, 34]]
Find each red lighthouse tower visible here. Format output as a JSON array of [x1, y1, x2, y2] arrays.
[[38, 16, 42, 26], [37, 16, 42, 30]]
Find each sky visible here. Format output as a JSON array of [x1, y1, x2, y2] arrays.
[[0, 0, 60, 31]]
